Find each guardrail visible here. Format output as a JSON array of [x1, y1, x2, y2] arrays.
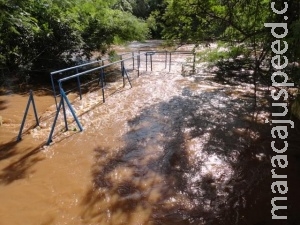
[[17, 90, 39, 141], [46, 52, 142, 145], [138, 50, 195, 72], [18, 50, 195, 145], [50, 52, 139, 109]]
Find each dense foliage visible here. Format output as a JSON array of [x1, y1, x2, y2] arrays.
[[0, 0, 148, 80], [162, 0, 300, 115], [1, 0, 299, 104]]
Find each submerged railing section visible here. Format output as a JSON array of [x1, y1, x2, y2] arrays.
[[18, 50, 195, 145], [50, 52, 137, 109], [139, 50, 196, 73], [46, 52, 142, 145], [17, 90, 40, 141]]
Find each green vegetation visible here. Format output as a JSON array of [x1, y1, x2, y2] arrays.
[[198, 44, 251, 63], [0, 0, 149, 81], [162, 0, 300, 116], [1, 0, 300, 117], [1, 1, 299, 223]]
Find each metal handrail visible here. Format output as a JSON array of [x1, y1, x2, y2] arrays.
[[45, 49, 195, 145], [46, 53, 141, 145], [56, 54, 141, 93], [51, 52, 142, 108]]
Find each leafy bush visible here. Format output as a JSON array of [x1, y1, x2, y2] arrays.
[[0, 0, 149, 84], [108, 50, 119, 62], [198, 44, 250, 63]]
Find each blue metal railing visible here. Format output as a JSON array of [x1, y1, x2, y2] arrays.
[[50, 52, 141, 108], [17, 50, 195, 145], [56, 54, 140, 97], [17, 90, 39, 141], [50, 58, 110, 109], [46, 88, 83, 145], [46, 52, 142, 145], [138, 50, 195, 72]]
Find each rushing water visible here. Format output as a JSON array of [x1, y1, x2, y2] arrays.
[[0, 42, 276, 225]]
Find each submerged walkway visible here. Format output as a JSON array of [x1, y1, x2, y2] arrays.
[[0, 49, 273, 224]]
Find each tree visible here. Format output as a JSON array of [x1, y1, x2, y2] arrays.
[[161, 0, 300, 108], [79, 0, 149, 57], [0, 0, 149, 82], [0, 0, 39, 70], [162, 0, 270, 43], [111, 0, 168, 38]]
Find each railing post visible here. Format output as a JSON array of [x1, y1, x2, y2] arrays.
[[100, 68, 105, 103], [139, 53, 141, 68], [150, 54, 153, 71], [169, 52, 172, 72], [132, 52, 135, 70], [61, 91, 69, 132], [50, 73, 58, 109], [17, 90, 39, 141], [137, 54, 140, 77], [146, 53, 148, 71], [61, 88, 83, 132], [58, 81, 68, 131], [121, 61, 125, 87], [31, 91, 39, 126], [165, 51, 167, 69], [123, 64, 132, 88], [47, 97, 63, 145], [76, 68, 82, 100], [193, 52, 196, 74], [46, 88, 83, 145]]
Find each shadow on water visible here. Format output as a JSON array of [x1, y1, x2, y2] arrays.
[[208, 58, 263, 86], [79, 76, 298, 225], [0, 140, 45, 185], [0, 66, 138, 187]]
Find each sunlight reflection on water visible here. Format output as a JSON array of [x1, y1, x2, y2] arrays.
[[0, 48, 270, 225]]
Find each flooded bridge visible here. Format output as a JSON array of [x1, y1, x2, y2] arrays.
[[0, 41, 277, 225]]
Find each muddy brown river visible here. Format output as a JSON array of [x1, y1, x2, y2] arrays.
[[1, 42, 299, 225]]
